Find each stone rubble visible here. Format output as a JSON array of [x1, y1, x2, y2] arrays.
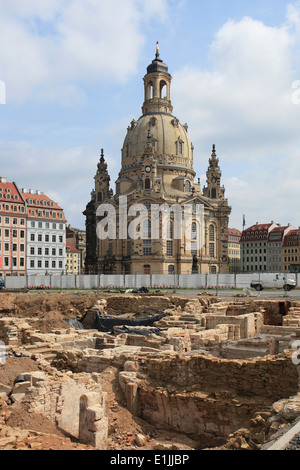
[[0, 291, 299, 450]]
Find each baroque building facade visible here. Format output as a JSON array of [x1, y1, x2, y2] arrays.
[[84, 49, 231, 275]]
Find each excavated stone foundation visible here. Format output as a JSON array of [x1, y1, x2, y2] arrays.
[[0, 291, 299, 450]]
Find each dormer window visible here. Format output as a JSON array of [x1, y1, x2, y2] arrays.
[[184, 180, 191, 193], [177, 139, 183, 155]]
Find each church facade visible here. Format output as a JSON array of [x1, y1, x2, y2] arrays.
[[84, 49, 231, 275]]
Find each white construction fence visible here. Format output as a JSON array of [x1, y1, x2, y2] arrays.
[[3, 272, 299, 291]]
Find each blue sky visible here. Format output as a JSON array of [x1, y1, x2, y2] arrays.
[[1, 0, 300, 231]]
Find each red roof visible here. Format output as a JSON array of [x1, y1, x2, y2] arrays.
[[241, 223, 276, 242], [66, 241, 79, 253], [0, 180, 26, 217], [268, 226, 289, 242], [0, 181, 25, 203], [283, 229, 300, 247], [22, 190, 66, 222], [228, 228, 241, 243], [228, 228, 241, 236]]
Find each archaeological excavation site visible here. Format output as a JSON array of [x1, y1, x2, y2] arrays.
[[0, 289, 300, 451]]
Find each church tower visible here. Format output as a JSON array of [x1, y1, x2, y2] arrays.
[[84, 46, 231, 275]]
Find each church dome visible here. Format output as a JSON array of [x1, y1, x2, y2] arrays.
[[120, 48, 194, 175], [121, 113, 194, 171]]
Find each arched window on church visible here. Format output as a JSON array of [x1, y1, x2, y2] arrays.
[[160, 80, 167, 99], [209, 224, 215, 242], [143, 219, 151, 239], [209, 224, 215, 259], [97, 192, 102, 202], [167, 221, 173, 239], [145, 178, 151, 190], [184, 180, 191, 193], [211, 188, 217, 199], [177, 140, 183, 155], [168, 265, 175, 274], [146, 81, 154, 100], [191, 221, 197, 239]]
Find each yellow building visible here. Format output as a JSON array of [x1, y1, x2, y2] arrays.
[[66, 241, 80, 275], [228, 228, 241, 273], [282, 229, 300, 273], [84, 48, 231, 275]]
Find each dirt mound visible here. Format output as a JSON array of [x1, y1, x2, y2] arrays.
[[0, 357, 41, 388]]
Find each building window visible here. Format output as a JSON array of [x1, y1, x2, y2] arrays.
[[209, 224, 215, 242], [184, 180, 191, 193], [145, 178, 151, 190], [143, 219, 151, 239], [143, 240, 151, 256], [177, 140, 183, 155], [209, 243, 215, 258], [211, 188, 217, 199], [167, 221, 173, 239], [144, 264, 151, 274], [127, 241, 132, 256], [168, 265, 175, 274], [166, 240, 173, 256]]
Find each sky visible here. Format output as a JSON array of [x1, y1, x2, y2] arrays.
[[1, 0, 300, 232]]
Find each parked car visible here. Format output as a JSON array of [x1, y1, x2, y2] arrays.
[[250, 274, 296, 291], [0, 277, 5, 289]]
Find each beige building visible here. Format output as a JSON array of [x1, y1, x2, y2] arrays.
[[66, 241, 80, 275], [228, 228, 241, 273], [84, 48, 231, 275], [66, 225, 86, 274]]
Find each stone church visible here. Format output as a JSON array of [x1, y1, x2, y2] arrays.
[[84, 47, 231, 275]]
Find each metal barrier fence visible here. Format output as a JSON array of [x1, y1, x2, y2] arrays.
[[3, 272, 299, 290]]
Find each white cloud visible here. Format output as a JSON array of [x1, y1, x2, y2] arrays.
[[0, 0, 169, 103], [171, 9, 300, 229]]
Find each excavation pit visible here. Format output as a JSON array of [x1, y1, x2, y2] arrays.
[[0, 291, 299, 450]]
